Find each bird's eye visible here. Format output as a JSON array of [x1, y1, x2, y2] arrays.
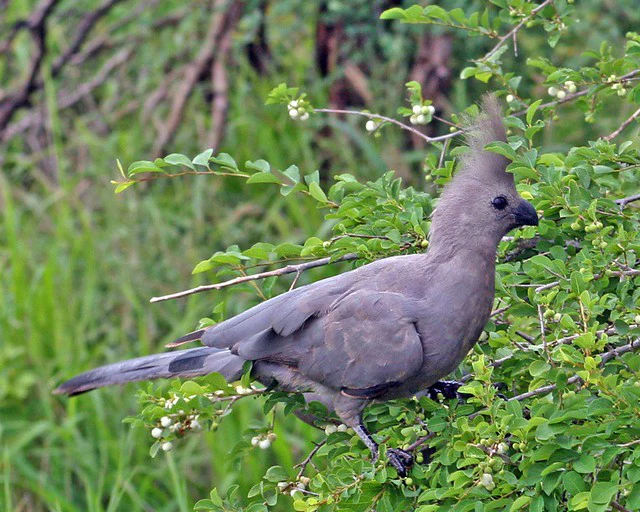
[[491, 196, 508, 210]]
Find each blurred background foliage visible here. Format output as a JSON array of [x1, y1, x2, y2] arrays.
[[1, 0, 639, 511]]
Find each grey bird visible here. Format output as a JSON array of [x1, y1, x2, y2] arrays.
[[54, 96, 538, 476]]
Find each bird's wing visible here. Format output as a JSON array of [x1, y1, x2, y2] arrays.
[[234, 289, 424, 396], [198, 271, 353, 348]]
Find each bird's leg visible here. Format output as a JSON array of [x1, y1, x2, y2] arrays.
[[353, 422, 413, 477], [353, 423, 379, 462]]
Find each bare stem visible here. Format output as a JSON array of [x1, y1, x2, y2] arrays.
[[150, 253, 358, 303]]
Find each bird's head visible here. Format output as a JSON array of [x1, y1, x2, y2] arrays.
[[429, 95, 538, 252]]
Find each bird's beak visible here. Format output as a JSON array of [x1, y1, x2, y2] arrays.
[[513, 199, 539, 226]]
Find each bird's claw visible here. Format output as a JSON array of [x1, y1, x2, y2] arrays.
[[386, 448, 414, 477]]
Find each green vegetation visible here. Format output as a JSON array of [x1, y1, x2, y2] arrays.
[[2, 1, 640, 511]]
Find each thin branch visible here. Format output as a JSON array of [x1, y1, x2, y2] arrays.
[[616, 193, 640, 208], [604, 106, 640, 141], [509, 338, 640, 402], [611, 500, 632, 512], [406, 431, 436, 452], [313, 108, 463, 144], [150, 253, 359, 303], [295, 440, 326, 479], [0, 0, 60, 132], [480, 0, 553, 62]]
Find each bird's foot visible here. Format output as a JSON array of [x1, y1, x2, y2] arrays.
[[426, 380, 508, 402], [386, 448, 414, 477], [425, 380, 466, 401]]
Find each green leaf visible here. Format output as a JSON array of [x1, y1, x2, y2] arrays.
[[113, 181, 136, 193], [527, 99, 543, 126], [164, 153, 195, 170], [484, 141, 518, 161], [509, 496, 532, 511], [192, 148, 213, 169], [380, 7, 406, 20], [210, 153, 238, 170], [127, 160, 166, 175], [264, 465, 289, 482], [245, 159, 270, 173], [628, 483, 640, 509], [574, 454, 596, 473], [308, 182, 328, 203], [247, 172, 281, 184]]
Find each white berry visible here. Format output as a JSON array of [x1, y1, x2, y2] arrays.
[[259, 439, 272, 449], [289, 109, 299, 119], [365, 120, 377, 132], [151, 428, 163, 439], [324, 424, 338, 435], [506, 94, 515, 103], [161, 442, 173, 452], [299, 112, 310, 121], [160, 416, 172, 427], [556, 90, 566, 100], [251, 436, 260, 447], [547, 86, 559, 97], [412, 104, 422, 115]]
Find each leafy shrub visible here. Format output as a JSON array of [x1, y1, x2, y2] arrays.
[[117, 2, 640, 510]]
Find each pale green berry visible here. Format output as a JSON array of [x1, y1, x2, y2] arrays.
[[412, 105, 422, 115], [416, 114, 426, 124], [410, 114, 418, 125], [481, 473, 494, 488], [506, 94, 515, 103], [365, 120, 377, 132], [556, 90, 567, 100], [267, 432, 277, 442], [324, 424, 338, 435], [565, 81, 577, 93], [617, 88, 627, 97], [548, 86, 559, 97]]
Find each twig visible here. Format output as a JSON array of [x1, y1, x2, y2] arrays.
[[50, 0, 124, 77], [509, 338, 640, 402], [611, 500, 632, 512], [313, 108, 463, 144], [480, 0, 553, 62], [2, 47, 133, 142], [0, 0, 60, 132], [616, 193, 640, 208], [150, 253, 359, 303], [604, 106, 640, 141], [295, 440, 326, 479], [406, 431, 436, 452]]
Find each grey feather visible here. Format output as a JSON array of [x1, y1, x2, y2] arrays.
[[53, 347, 244, 396]]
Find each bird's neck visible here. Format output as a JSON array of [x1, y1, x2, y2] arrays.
[[427, 225, 502, 264]]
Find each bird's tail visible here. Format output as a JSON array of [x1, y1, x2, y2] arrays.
[[53, 347, 245, 396]]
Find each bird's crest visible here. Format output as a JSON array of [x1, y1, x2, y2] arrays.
[[454, 94, 512, 187]]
